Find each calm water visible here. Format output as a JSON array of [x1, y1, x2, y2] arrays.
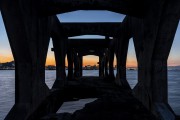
[[0, 70, 180, 119]]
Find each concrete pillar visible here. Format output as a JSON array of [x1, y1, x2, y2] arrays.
[[115, 38, 131, 89], [108, 48, 115, 80], [106, 37, 115, 81], [132, 1, 167, 111], [67, 49, 74, 80], [99, 55, 104, 77], [52, 35, 67, 88], [78, 55, 83, 77], [1, 1, 51, 119], [101, 58, 105, 77], [132, 1, 180, 119], [115, 22, 131, 89], [104, 54, 109, 77], [73, 52, 80, 78], [150, 4, 179, 119]]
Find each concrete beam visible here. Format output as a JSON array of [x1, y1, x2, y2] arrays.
[[50, 16, 121, 37], [68, 38, 110, 48], [42, 0, 144, 17], [76, 48, 106, 57], [60, 22, 122, 37]]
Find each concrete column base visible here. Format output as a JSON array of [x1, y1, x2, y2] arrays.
[[153, 103, 175, 120], [115, 72, 131, 90]]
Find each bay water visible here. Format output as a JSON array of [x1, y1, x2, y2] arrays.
[[0, 70, 180, 119]]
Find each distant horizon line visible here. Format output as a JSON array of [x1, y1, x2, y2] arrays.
[[1, 60, 180, 67]]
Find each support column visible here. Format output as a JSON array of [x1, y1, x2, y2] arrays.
[[106, 37, 115, 81], [108, 48, 115, 80], [67, 49, 73, 80], [104, 54, 109, 77], [99, 53, 105, 77], [73, 52, 80, 78], [78, 55, 83, 77], [115, 22, 131, 89], [1, 1, 50, 119], [52, 35, 67, 89], [150, 4, 179, 119], [132, 1, 180, 119], [99, 55, 104, 77], [101, 58, 105, 77]]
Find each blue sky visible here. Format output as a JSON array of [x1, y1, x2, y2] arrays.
[[0, 10, 180, 66]]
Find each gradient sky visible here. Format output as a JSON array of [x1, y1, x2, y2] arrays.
[[0, 11, 180, 67]]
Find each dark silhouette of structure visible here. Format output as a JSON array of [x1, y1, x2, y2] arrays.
[[0, 0, 180, 119]]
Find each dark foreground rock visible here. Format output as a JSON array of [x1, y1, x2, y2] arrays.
[[41, 77, 157, 120], [41, 113, 72, 120]]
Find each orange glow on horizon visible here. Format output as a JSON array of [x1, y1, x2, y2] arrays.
[[45, 56, 138, 67], [46, 60, 55, 66], [126, 58, 137, 67], [0, 55, 14, 63], [83, 57, 98, 66], [1, 55, 179, 67]]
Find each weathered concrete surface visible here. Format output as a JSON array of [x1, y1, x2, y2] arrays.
[[67, 49, 74, 80], [108, 38, 115, 81], [1, 0, 51, 119], [99, 55, 104, 77], [59, 23, 121, 37], [176, 116, 180, 120], [73, 51, 81, 78], [43, 0, 144, 17], [104, 50, 109, 78], [78, 55, 83, 76], [149, 1, 180, 119], [68, 38, 110, 48], [126, 0, 180, 119], [51, 16, 67, 88], [115, 17, 131, 89], [132, 0, 168, 112]]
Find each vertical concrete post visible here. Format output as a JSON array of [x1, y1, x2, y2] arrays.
[[132, 0, 167, 111], [67, 49, 74, 80], [132, 1, 180, 119], [101, 57, 105, 77], [104, 53, 109, 77], [115, 22, 131, 89], [78, 55, 83, 77], [73, 52, 80, 78], [99, 55, 103, 77], [108, 48, 115, 80], [1, 0, 50, 119], [106, 37, 115, 80], [52, 35, 67, 88], [150, 2, 180, 119]]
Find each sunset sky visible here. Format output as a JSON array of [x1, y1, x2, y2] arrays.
[[0, 11, 180, 67]]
